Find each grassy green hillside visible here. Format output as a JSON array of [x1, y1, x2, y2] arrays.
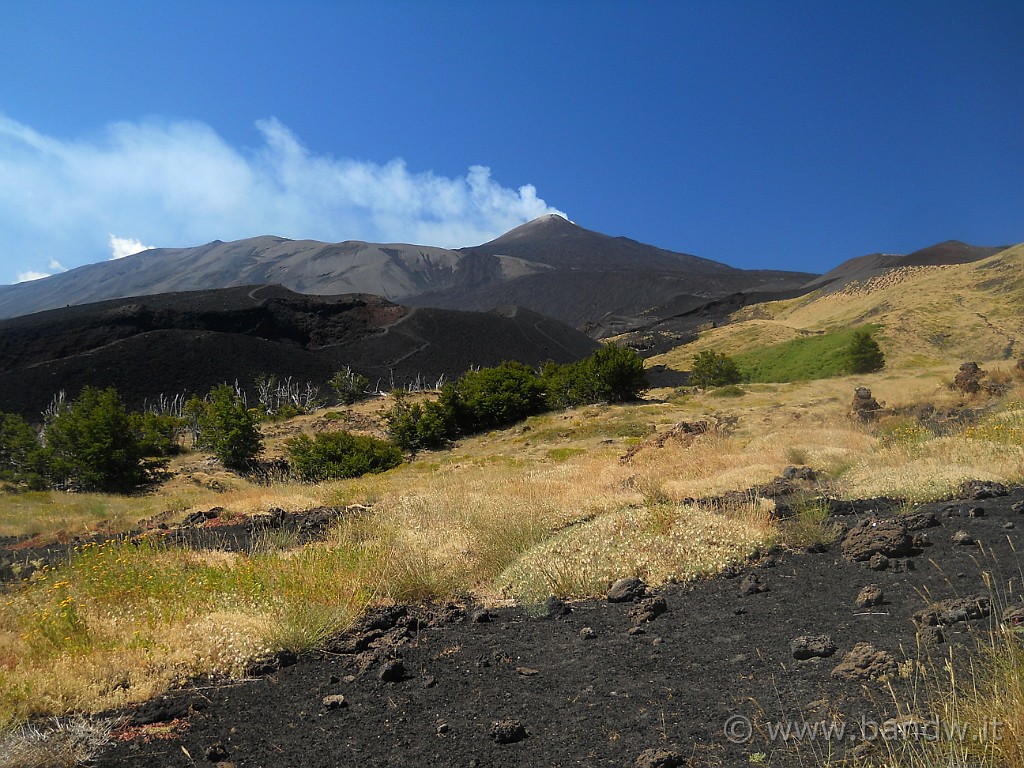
[[650, 242, 1024, 377], [733, 324, 879, 383]]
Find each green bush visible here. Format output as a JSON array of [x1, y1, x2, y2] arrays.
[[330, 367, 371, 405], [448, 361, 548, 433], [190, 384, 263, 471], [385, 393, 454, 452], [130, 411, 184, 458], [588, 343, 649, 402], [844, 329, 885, 374], [287, 430, 402, 481], [543, 344, 649, 408], [0, 412, 46, 489], [41, 387, 162, 493], [690, 350, 742, 390], [709, 384, 746, 398]]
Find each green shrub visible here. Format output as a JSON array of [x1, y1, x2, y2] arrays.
[[190, 384, 263, 471], [387, 348, 647, 450], [0, 412, 46, 489], [709, 384, 746, 398], [448, 361, 547, 433], [589, 343, 649, 402], [130, 411, 184, 457], [844, 329, 885, 374], [690, 350, 742, 390], [41, 387, 162, 493], [330, 367, 371, 405], [287, 431, 402, 481], [385, 393, 454, 451], [543, 344, 649, 408]]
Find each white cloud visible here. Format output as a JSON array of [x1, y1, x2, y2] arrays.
[[0, 114, 565, 284], [16, 270, 51, 283], [13, 259, 66, 283], [108, 234, 154, 260]]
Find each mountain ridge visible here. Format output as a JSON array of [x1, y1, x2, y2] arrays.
[[0, 218, 813, 333]]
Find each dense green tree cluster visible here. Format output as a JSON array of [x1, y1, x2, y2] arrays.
[[330, 367, 372, 405], [1, 347, 651, 490], [0, 412, 46, 489], [544, 343, 649, 409], [385, 344, 649, 451], [286, 431, 402, 481], [0, 387, 177, 493], [384, 394, 453, 452]]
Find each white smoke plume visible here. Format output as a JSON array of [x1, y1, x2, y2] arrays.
[[108, 235, 154, 260], [0, 114, 565, 283]]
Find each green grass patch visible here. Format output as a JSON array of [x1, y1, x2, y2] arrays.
[[546, 447, 587, 462], [733, 324, 880, 383]]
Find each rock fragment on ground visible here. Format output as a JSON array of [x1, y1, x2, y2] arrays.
[[957, 479, 1008, 499], [831, 643, 897, 681], [635, 747, 684, 768], [913, 596, 990, 626], [630, 596, 668, 624], [791, 634, 837, 660], [855, 585, 884, 608], [378, 659, 407, 683], [739, 573, 769, 595], [544, 595, 572, 617], [851, 387, 882, 421], [842, 518, 912, 561], [490, 719, 527, 744], [951, 530, 976, 546], [608, 577, 648, 603], [322, 694, 347, 710]]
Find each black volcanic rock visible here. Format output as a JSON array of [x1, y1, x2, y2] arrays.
[[0, 286, 598, 417]]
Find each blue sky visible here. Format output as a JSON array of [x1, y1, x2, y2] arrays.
[[1, 1, 1022, 284]]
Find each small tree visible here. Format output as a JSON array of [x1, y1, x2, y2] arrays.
[[385, 392, 453, 451], [0, 412, 46, 489], [41, 387, 158, 492], [130, 411, 184, 458], [449, 361, 547, 433], [588, 343, 649, 402], [287, 431, 402, 481], [844, 330, 885, 374], [330, 367, 371, 405], [194, 384, 263, 471], [690, 350, 742, 390]]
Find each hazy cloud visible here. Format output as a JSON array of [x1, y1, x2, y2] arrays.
[[109, 235, 154, 260], [15, 270, 51, 283], [0, 114, 564, 284]]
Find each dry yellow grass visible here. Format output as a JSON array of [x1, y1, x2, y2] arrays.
[[2, 358, 1024, 731], [651, 243, 1024, 375], [0, 538, 375, 727], [499, 497, 775, 603]]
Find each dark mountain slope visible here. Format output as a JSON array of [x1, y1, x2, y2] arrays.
[[804, 240, 1011, 293], [0, 285, 598, 418], [462, 213, 732, 271], [0, 217, 815, 336], [415, 216, 814, 332]]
